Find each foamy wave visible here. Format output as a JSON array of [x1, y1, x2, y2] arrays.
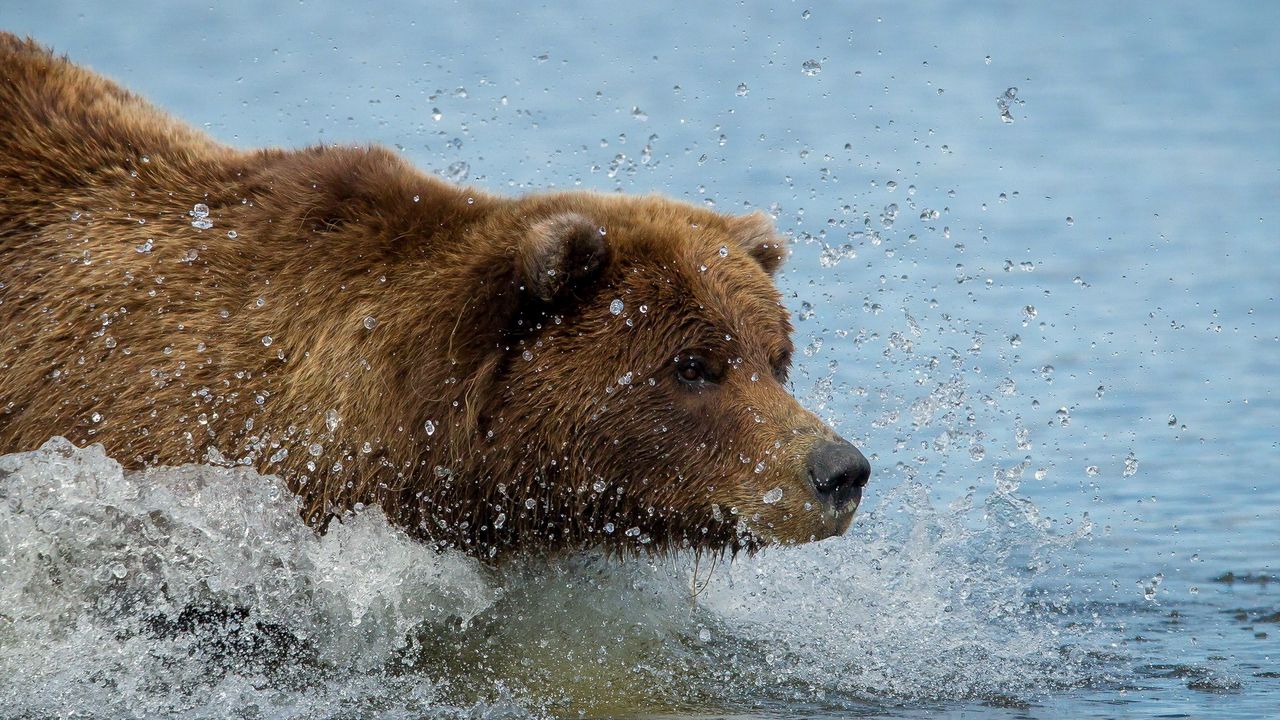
[[0, 438, 1099, 717]]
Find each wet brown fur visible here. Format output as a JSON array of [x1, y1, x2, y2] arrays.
[[0, 34, 853, 557]]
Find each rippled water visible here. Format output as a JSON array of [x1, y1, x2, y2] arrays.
[[3, 1, 1278, 718]]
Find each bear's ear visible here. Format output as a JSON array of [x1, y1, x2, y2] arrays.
[[731, 211, 787, 275], [518, 212, 610, 303]]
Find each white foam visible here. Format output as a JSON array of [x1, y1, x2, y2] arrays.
[[0, 438, 1097, 717]]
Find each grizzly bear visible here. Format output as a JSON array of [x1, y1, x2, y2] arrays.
[[0, 33, 870, 557]]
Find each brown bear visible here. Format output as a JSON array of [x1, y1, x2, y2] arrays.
[[0, 33, 870, 557]]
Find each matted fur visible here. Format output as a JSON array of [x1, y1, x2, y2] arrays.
[[0, 34, 863, 557]]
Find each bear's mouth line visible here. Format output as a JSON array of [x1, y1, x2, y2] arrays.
[[819, 488, 863, 531], [811, 483, 862, 519]]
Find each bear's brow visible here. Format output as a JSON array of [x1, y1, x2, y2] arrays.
[[627, 238, 792, 359], [679, 270, 792, 359]]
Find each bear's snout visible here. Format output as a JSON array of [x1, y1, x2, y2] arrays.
[[804, 438, 871, 511]]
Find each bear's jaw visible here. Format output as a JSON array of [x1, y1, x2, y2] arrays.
[[730, 500, 860, 548]]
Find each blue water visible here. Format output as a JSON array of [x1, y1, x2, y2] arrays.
[[3, 1, 1278, 718]]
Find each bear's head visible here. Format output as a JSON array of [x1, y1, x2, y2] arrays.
[[440, 192, 871, 555]]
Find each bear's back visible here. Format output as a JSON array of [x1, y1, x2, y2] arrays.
[[0, 32, 228, 206]]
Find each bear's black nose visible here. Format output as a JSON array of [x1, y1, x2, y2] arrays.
[[806, 439, 871, 509]]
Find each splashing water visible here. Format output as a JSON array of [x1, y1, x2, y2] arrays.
[[0, 438, 1101, 717]]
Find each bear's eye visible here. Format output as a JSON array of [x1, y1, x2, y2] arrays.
[[674, 355, 717, 386]]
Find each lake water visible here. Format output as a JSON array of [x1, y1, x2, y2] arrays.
[[2, 1, 1277, 718]]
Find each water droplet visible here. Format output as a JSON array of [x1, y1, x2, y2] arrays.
[[1065, 216, 1074, 226], [521, 350, 533, 361], [325, 409, 340, 433], [718, 245, 729, 257], [444, 161, 469, 183], [525, 498, 537, 510], [603, 522, 615, 534], [261, 335, 273, 347], [881, 203, 899, 228], [801, 8, 812, 19], [592, 480, 606, 493], [801, 59, 822, 76], [762, 487, 783, 504], [819, 243, 857, 267], [1123, 452, 1139, 477], [969, 445, 986, 461], [189, 203, 212, 229], [226, 230, 238, 239], [89, 412, 102, 423], [1015, 427, 1031, 450], [494, 513, 506, 529], [996, 88, 1018, 123], [618, 371, 633, 385], [424, 420, 436, 436], [735, 83, 749, 97], [308, 443, 323, 457], [1085, 465, 1100, 477], [135, 239, 154, 253], [609, 298, 624, 315]]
